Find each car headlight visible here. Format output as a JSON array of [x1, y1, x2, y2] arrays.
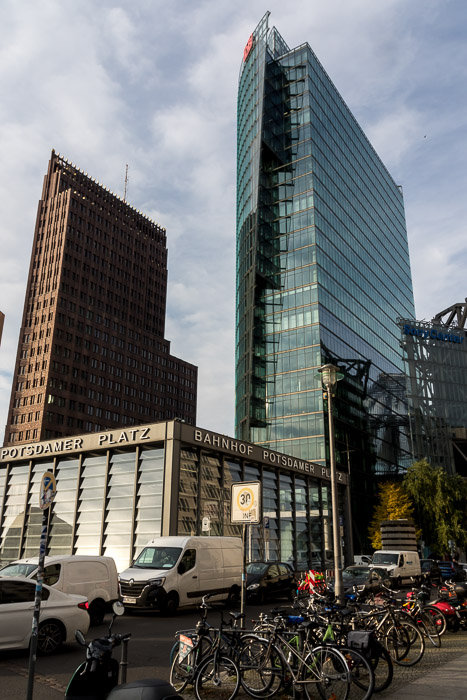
[[147, 578, 165, 587], [247, 583, 260, 591]]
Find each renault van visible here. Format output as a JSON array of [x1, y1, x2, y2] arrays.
[[118, 536, 242, 614], [0, 555, 118, 624], [370, 550, 421, 587]]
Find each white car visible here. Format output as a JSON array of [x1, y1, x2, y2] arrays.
[[0, 576, 90, 654]]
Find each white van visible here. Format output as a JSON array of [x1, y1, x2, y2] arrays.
[[0, 555, 118, 625], [354, 555, 372, 565], [118, 536, 242, 614], [370, 550, 421, 587]]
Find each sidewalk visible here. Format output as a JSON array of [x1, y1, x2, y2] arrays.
[[381, 651, 467, 699]]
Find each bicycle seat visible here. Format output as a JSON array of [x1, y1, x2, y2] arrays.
[[339, 608, 354, 617], [229, 612, 245, 622], [298, 620, 321, 630]]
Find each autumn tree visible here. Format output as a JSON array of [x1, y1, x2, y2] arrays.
[[403, 459, 467, 556], [368, 482, 417, 550]]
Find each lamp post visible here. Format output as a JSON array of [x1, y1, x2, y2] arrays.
[[318, 363, 344, 603]]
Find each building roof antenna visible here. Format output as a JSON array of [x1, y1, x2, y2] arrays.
[[123, 164, 129, 202]]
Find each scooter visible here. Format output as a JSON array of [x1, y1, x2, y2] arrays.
[[437, 580, 467, 631], [428, 581, 467, 633], [66, 601, 183, 700]]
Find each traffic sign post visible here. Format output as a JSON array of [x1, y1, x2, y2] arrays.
[[231, 482, 261, 622], [231, 482, 260, 524], [27, 471, 56, 700], [263, 516, 270, 559]]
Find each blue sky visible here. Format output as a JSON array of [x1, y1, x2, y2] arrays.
[[1, 0, 466, 438]]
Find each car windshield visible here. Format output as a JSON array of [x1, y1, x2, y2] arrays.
[[247, 563, 269, 575], [342, 567, 369, 579], [0, 563, 38, 578], [132, 547, 182, 569], [421, 561, 432, 571], [372, 553, 398, 566]]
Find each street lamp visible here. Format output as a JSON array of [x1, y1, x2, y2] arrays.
[[317, 363, 344, 603]]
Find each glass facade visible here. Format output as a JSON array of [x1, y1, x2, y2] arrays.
[[175, 445, 342, 568], [236, 15, 415, 548], [0, 445, 165, 572], [400, 319, 467, 477], [0, 421, 348, 571]]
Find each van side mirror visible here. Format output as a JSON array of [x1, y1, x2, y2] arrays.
[[178, 563, 186, 575]]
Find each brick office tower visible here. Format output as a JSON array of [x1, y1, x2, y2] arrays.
[[4, 150, 197, 445]]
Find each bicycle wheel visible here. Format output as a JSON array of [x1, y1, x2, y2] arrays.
[[237, 635, 284, 698], [382, 623, 410, 663], [339, 647, 374, 700], [417, 611, 441, 648], [367, 641, 393, 693], [195, 653, 240, 700], [424, 606, 447, 636], [385, 622, 425, 667], [301, 646, 351, 700], [169, 636, 213, 692], [170, 652, 193, 693]]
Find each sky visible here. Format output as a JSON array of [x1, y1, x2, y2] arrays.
[[1, 0, 466, 439]]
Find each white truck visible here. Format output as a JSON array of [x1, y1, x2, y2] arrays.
[[370, 550, 421, 587], [118, 535, 242, 614]]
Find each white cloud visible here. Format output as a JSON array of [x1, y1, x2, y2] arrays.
[[1, 0, 467, 441]]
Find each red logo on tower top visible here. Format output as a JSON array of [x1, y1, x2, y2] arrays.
[[243, 34, 253, 62]]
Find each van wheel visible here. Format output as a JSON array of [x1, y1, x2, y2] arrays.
[[397, 576, 402, 589], [89, 599, 106, 625], [162, 593, 179, 616], [226, 586, 240, 608]]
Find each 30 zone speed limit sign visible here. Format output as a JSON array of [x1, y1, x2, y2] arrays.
[[231, 482, 260, 523]]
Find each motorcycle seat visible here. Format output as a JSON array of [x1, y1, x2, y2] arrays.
[[107, 678, 182, 700]]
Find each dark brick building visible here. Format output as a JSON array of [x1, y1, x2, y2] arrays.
[[4, 150, 197, 445]]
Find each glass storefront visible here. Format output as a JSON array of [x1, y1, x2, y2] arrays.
[[0, 421, 349, 572]]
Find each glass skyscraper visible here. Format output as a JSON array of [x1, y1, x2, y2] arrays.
[[236, 14, 415, 542], [400, 317, 467, 478]]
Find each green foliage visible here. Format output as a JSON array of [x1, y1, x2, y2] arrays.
[[403, 459, 467, 556], [368, 482, 416, 550]]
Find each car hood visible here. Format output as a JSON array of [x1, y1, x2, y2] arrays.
[[119, 567, 167, 582], [328, 575, 369, 589], [247, 573, 264, 586]]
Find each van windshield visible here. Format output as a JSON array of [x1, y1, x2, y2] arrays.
[[133, 547, 182, 569], [0, 563, 38, 578], [372, 553, 399, 566]]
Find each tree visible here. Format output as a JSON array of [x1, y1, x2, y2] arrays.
[[403, 459, 467, 556], [368, 482, 416, 550]]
